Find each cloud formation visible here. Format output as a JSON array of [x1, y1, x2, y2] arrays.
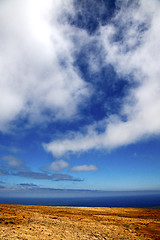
[[0, 156, 82, 181], [47, 160, 69, 172], [0, 144, 20, 153], [70, 164, 98, 172], [0, 0, 90, 131], [0, 166, 82, 181], [1, 155, 28, 170], [1, 0, 160, 159], [1, 183, 159, 199], [44, 0, 160, 157], [18, 183, 38, 187], [13, 171, 82, 181]]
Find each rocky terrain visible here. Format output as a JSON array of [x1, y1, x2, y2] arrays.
[[0, 204, 160, 239]]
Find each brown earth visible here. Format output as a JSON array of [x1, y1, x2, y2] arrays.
[[0, 204, 160, 239]]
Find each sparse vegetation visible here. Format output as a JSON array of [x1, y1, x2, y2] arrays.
[[0, 204, 159, 239]]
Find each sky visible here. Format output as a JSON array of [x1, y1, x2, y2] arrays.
[[0, 0, 160, 198]]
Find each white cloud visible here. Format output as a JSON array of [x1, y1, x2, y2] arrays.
[[0, 0, 90, 131], [70, 164, 98, 172], [1, 0, 160, 158], [48, 160, 69, 172], [43, 128, 103, 157], [44, 0, 160, 157]]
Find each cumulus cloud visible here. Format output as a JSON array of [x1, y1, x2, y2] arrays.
[[0, 0, 90, 131], [1, 0, 160, 159], [70, 164, 98, 172], [47, 160, 69, 172], [44, 0, 160, 157], [0, 155, 81, 181]]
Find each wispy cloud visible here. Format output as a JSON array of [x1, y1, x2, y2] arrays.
[[53, 173, 83, 181], [0, 155, 83, 182], [43, 127, 103, 157], [0, 144, 20, 153], [44, 0, 160, 157], [1, 155, 28, 170], [0, 155, 81, 181], [0, 169, 8, 176], [13, 171, 51, 180], [13, 170, 82, 182], [70, 164, 98, 172], [18, 183, 38, 187], [1, 183, 160, 198]]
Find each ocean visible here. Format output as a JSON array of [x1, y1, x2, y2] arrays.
[[0, 194, 160, 208]]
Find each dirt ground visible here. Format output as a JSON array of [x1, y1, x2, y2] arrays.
[[0, 204, 160, 239]]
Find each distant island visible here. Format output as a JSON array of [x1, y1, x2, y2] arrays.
[[0, 204, 159, 239]]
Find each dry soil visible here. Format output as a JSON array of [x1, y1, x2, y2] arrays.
[[0, 204, 160, 239]]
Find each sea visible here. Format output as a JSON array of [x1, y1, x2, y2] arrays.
[[0, 194, 160, 208]]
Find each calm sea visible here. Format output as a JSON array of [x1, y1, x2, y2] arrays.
[[0, 195, 160, 208]]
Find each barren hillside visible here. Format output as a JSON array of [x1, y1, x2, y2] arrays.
[[0, 204, 160, 239]]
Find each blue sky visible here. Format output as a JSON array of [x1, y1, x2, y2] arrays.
[[0, 0, 160, 198]]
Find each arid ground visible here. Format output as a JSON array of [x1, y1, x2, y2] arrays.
[[0, 204, 159, 239]]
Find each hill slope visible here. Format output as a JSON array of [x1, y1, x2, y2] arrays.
[[0, 204, 160, 239]]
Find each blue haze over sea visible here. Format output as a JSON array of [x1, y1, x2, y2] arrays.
[[0, 194, 160, 208]]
